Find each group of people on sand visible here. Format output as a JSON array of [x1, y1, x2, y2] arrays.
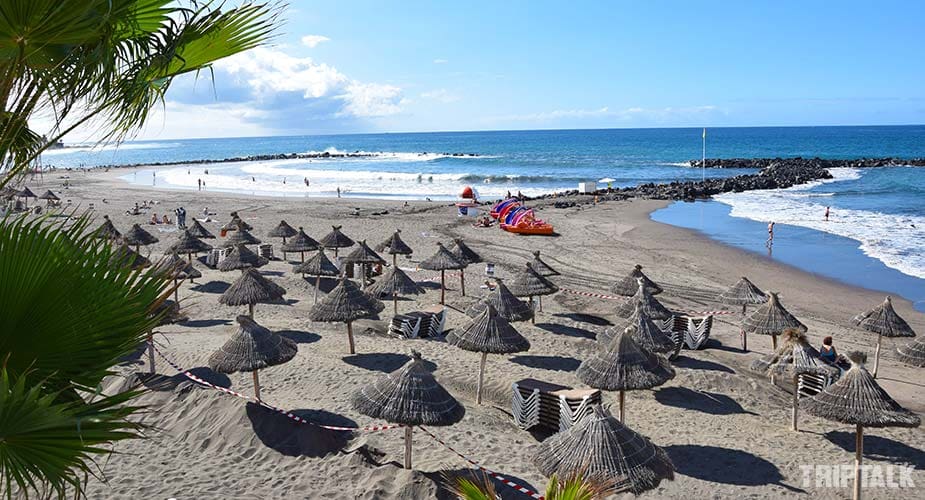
[[766, 206, 833, 248]]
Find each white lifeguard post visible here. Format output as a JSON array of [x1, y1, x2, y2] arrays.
[[578, 181, 597, 194]]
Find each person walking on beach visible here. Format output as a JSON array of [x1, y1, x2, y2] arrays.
[[197, 178, 202, 191], [336, 186, 341, 198], [766, 221, 775, 247], [824, 206, 830, 221]]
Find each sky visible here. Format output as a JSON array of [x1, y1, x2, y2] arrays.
[[115, 1, 925, 139]]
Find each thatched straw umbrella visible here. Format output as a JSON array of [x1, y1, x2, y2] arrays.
[[419, 242, 465, 305], [268, 220, 298, 259], [218, 243, 268, 273], [208, 315, 297, 400], [533, 405, 674, 494], [309, 277, 383, 354], [188, 219, 215, 239], [154, 251, 201, 302], [751, 329, 840, 431], [169, 229, 213, 263], [342, 240, 385, 289], [896, 336, 925, 367], [319, 225, 354, 258], [281, 227, 319, 262], [614, 278, 672, 321], [294, 249, 340, 303], [222, 212, 252, 231], [350, 350, 464, 469], [446, 304, 530, 404], [577, 330, 675, 422], [377, 229, 413, 267], [610, 264, 662, 296], [222, 228, 261, 248], [94, 215, 121, 240], [742, 292, 805, 351], [38, 189, 59, 206], [852, 296, 916, 378], [465, 279, 534, 323], [449, 238, 482, 297], [530, 250, 560, 277], [18, 186, 36, 207], [368, 266, 424, 315], [802, 352, 920, 500], [719, 276, 768, 351], [610, 303, 675, 355], [109, 243, 151, 270], [508, 263, 558, 323], [219, 268, 286, 318], [123, 223, 159, 253]]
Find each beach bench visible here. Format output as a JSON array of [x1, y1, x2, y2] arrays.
[[512, 378, 601, 432]]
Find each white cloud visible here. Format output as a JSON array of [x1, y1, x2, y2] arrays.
[[490, 105, 719, 123], [339, 83, 406, 117], [300, 35, 330, 48], [421, 89, 460, 103], [433, 58, 448, 64]]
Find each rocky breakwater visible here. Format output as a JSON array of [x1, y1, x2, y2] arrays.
[[63, 151, 480, 169]]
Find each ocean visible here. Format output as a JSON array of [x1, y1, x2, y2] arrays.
[[42, 125, 925, 308]]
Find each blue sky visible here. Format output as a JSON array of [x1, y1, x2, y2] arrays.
[[139, 0, 925, 139]]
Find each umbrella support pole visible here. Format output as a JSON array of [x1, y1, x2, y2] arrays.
[[476, 352, 487, 404], [301, 251, 305, 263], [440, 270, 446, 304], [362, 264, 367, 289], [873, 334, 882, 378], [460, 269, 466, 296], [618, 390, 625, 422], [314, 277, 321, 303], [147, 332, 155, 374], [538, 295, 542, 312], [173, 278, 180, 304], [530, 296, 535, 324], [346, 321, 356, 354], [741, 330, 748, 352], [393, 293, 399, 316], [248, 303, 255, 318], [854, 425, 863, 500], [253, 370, 261, 400], [404, 426, 413, 469], [791, 375, 799, 432], [771, 334, 777, 351]]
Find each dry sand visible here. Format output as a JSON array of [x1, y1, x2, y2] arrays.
[[42, 167, 924, 499]]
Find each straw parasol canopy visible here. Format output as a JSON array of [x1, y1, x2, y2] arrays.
[[188, 219, 215, 239], [853, 296, 916, 378], [419, 242, 466, 304], [719, 276, 768, 351], [896, 337, 925, 367], [123, 223, 158, 251], [309, 277, 383, 354], [169, 229, 213, 262], [154, 251, 202, 301], [449, 238, 482, 297], [281, 227, 319, 262], [109, 243, 151, 270], [319, 225, 354, 257], [294, 248, 340, 303], [508, 262, 558, 322], [577, 330, 675, 422], [343, 240, 386, 289], [94, 215, 121, 240], [533, 404, 674, 494], [610, 265, 662, 296], [222, 228, 261, 248], [268, 220, 298, 240], [38, 189, 59, 202], [208, 315, 297, 399], [614, 278, 672, 321], [530, 250, 560, 277], [377, 229, 413, 266], [350, 350, 464, 469], [751, 329, 841, 431], [218, 243, 269, 272], [219, 268, 286, 318], [447, 304, 530, 404], [465, 279, 534, 323], [18, 186, 36, 199], [615, 303, 675, 355], [367, 266, 424, 315], [742, 292, 805, 351], [802, 351, 920, 500], [222, 212, 252, 231]]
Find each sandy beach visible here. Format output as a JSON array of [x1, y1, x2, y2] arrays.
[[46, 167, 924, 499]]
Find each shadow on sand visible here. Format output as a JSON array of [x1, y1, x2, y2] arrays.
[[509, 355, 580, 372], [191, 280, 230, 294], [664, 444, 804, 492], [246, 403, 353, 457], [825, 431, 925, 469], [654, 387, 756, 416], [553, 312, 613, 326], [137, 367, 231, 391], [535, 323, 596, 340], [278, 329, 321, 344], [343, 352, 437, 373], [672, 356, 736, 374]]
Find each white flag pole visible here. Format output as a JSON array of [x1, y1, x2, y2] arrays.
[[702, 128, 706, 182]]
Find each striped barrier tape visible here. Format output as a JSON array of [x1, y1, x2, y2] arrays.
[[151, 343, 404, 432], [560, 288, 739, 317], [419, 426, 544, 500]]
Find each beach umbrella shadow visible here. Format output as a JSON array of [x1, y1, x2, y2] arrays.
[[534, 322, 596, 340], [664, 444, 804, 491], [509, 354, 580, 372], [342, 352, 437, 373], [671, 356, 736, 374], [654, 387, 757, 416], [136, 367, 232, 392], [552, 312, 613, 326], [180, 318, 233, 328], [191, 280, 231, 294], [278, 329, 321, 344], [824, 431, 925, 469], [245, 403, 354, 457]]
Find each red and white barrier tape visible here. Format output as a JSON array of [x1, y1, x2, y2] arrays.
[[560, 288, 738, 317], [419, 426, 544, 500], [151, 343, 403, 432]]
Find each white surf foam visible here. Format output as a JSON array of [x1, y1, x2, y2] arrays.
[[715, 168, 925, 279]]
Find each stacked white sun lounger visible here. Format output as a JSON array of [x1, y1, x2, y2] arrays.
[[512, 378, 601, 432]]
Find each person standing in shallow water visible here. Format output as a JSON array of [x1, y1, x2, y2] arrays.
[[824, 206, 830, 221], [766, 221, 775, 248]]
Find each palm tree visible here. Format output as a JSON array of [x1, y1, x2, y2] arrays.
[[447, 470, 617, 500], [0, 1, 279, 497], [0, 0, 281, 183]]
